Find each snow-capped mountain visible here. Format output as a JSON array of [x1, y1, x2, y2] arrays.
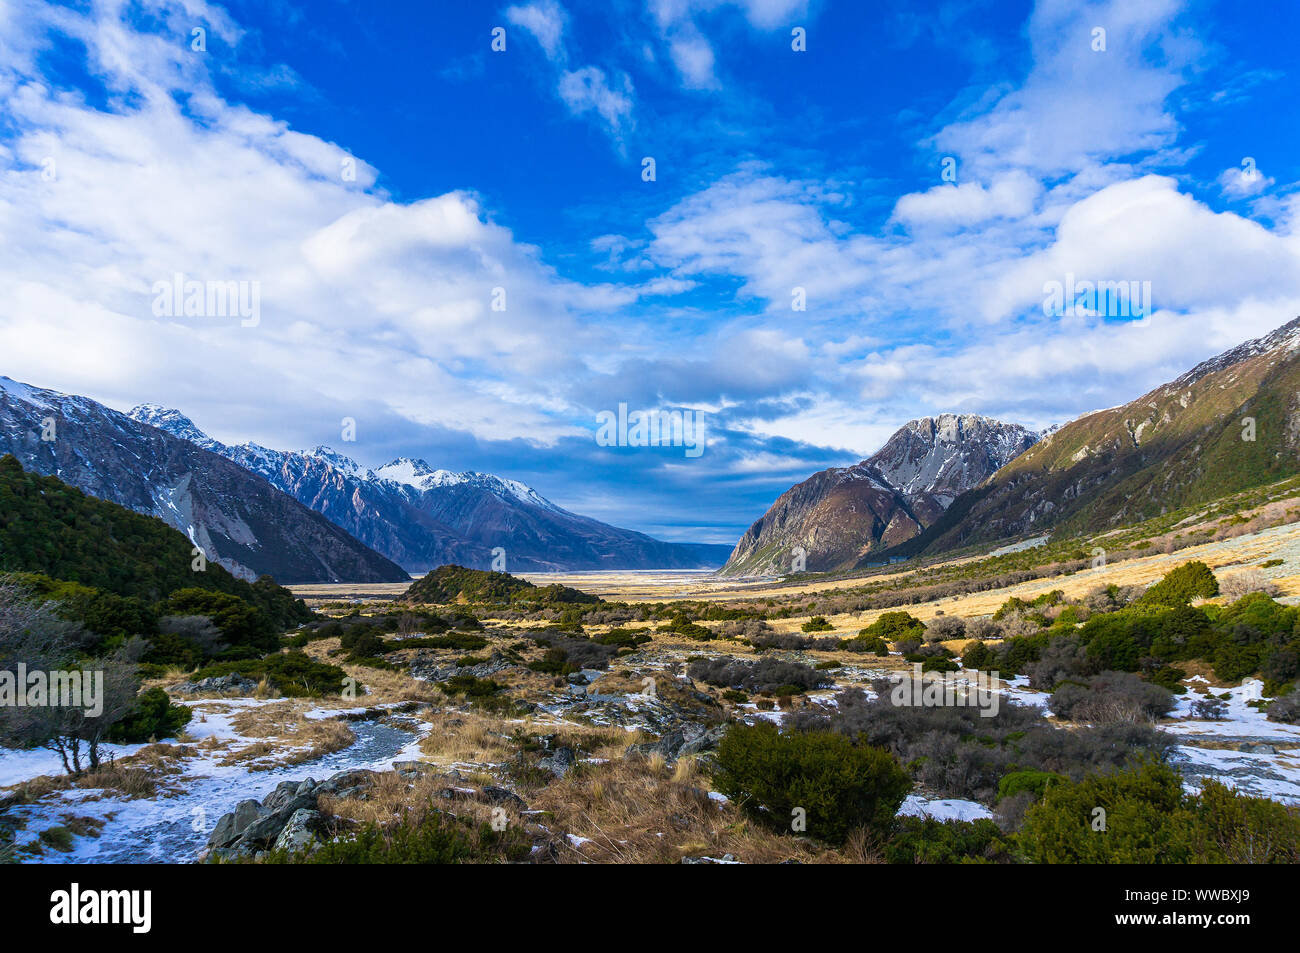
[[720, 414, 1037, 575], [897, 315, 1300, 559], [0, 380, 409, 584], [126, 407, 731, 572]]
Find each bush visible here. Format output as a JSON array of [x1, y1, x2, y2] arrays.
[[688, 656, 827, 695], [965, 617, 1001, 641], [395, 632, 488, 651], [1137, 561, 1219, 608], [996, 769, 1065, 803], [1017, 761, 1300, 863], [1049, 672, 1175, 723], [1190, 696, 1227, 720], [883, 816, 1011, 864], [791, 684, 1174, 804], [162, 589, 278, 655], [751, 631, 839, 651], [844, 634, 890, 655], [1219, 570, 1280, 602], [192, 652, 348, 698], [713, 721, 911, 845], [801, 616, 834, 633], [267, 812, 531, 864], [860, 611, 926, 644], [924, 615, 966, 643], [106, 687, 191, 743]]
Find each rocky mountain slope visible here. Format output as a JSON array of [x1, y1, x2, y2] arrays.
[[882, 316, 1300, 562], [721, 414, 1037, 575], [0, 378, 410, 584], [129, 407, 731, 572]]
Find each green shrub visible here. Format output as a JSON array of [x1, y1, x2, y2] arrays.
[[996, 769, 1065, 803], [884, 816, 1011, 864], [1138, 561, 1219, 608], [713, 721, 911, 845], [844, 634, 890, 655], [1017, 760, 1300, 863], [441, 675, 501, 697], [192, 652, 348, 697], [267, 813, 531, 864], [801, 616, 834, 633], [107, 687, 191, 742], [859, 611, 926, 643]]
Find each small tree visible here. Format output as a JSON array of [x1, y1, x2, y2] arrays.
[[1138, 561, 1219, 608], [0, 582, 140, 774], [713, 721, 911, 845]]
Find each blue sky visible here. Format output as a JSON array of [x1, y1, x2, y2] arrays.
[[1, 0, 1299, 545]]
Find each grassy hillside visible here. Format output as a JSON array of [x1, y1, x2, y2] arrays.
[[403, 564, 602, 606], [0, 454, 310, 626]]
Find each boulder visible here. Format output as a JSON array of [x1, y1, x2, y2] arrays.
[[538, 746, 575, 778], [174, 673, 260, 696], [272, 809, 323, 854], [207, 799, 265, 849]]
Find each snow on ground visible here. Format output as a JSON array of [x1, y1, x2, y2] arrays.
[[1005, 678, 1300, 805], [3, 701, 431, 864], [0, 742, 146, 788], [898, 795, 993, 822]]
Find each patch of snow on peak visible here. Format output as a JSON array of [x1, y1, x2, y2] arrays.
[[0, 376, 57, 410], [301, 446, 371, 480]]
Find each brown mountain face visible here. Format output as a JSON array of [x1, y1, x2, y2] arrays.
[[881, 316, 1300, 562], [720, 415, 1037, 575]]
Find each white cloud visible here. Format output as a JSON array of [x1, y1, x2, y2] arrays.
[[504, 0, 568, 61], [893, 171, 1044, 230], [932, 0, 1198, 178], [647, 0, 810, 88], [557, 67, 635, 142], [0, 0, 670, 451], [1217, 161, 1274, 199]]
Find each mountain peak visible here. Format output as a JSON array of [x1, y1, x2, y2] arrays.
[[1171, 315, 1300, 390], [300, 445, 372, 480], [127, 404, 223, 451]]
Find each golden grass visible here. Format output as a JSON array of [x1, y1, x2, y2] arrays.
[[528, 755, 845, 864], [220, 703, 358, 770]]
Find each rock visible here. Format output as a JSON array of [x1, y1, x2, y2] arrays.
[[174, 673, 260, 696], [538, 745, 575, 778], [262, 781, 302, 813], [677, 725, 726, 758], [235, 791, 317, 849], [316, 768, 378, 797], [681, 853, 741, 864], [207, 799, 265, 849], [481, 786, 527, 809], [272, 809, 323, 854], [624, 722, 724, 763], [1239, 742, 1278, 754]]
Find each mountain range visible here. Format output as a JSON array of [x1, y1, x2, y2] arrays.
[[885, 316, 1300, 561], [0, 376, 731, 583], [721, 414, 1038, 574], [0, 378, 408, 584], [722, 316, 1300, 575], [126, 408, 732, 574]]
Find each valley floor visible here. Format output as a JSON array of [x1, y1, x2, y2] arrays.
[[6, 517, 1300, 863]]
